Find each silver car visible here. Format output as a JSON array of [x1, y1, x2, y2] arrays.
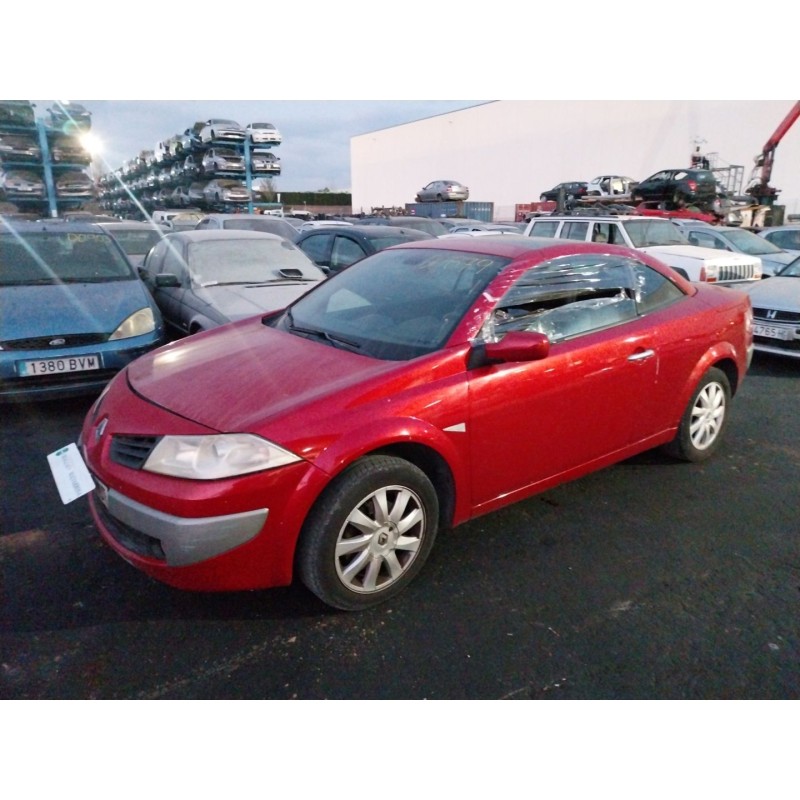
[[199, 119, 246, 144], [203, 179, 251, 205], [758, 225, 800, 255], [0, 169, 45, 198], [201, 147, 245, 174], [415, 180, 469, 202], [140, 230, 325, 335], [743, 256, 800, 358]]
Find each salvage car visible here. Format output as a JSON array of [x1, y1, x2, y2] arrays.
[[758, 225, 800, 255], [679, 223, 796, 277], [0, 221, 166, 401], [201, 147, 245, 174], [525, 214, 762, 284], [631, 168, 718, 209], [0, 133, 41, 162], [743, 256, 800, 358], [139, 229, 325, 335], [78, 236, 752, 609], [246, 122, 282, 145], [50, 135, 91, 165], [0, 168, 45, 199], [296, 223, 433, 274], [203, 178, 251, 205], [55, 170, 94, 198], [95, 221, 168, 268], [415, 180, 469, 202], [198, 119, 246, 144], [539, 182, 588, 202], [194, 213, 300, 242]]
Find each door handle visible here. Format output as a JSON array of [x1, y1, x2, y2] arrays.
[[628, 349, 655, 362]]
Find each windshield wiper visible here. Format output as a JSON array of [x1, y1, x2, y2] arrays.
[[285, 310, 361, 351]]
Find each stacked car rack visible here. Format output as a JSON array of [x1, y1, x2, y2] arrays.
[[97, 119, 282, 218], [0, 101, 94, 218]]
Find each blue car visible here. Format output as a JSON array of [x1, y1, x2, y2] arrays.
[[0, 220, 167, 401]]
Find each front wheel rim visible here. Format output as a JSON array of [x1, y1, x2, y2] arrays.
[[690, 382, 726, 450], [335, 485, 425, 594]]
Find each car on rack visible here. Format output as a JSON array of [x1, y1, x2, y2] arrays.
[[139, 229, 325, 336], [50, 136, 91, 165], [524, 214, 762, 285], [55, 170, 95, 198], [246, 122, 282, 145], [198, 119, 247, 144], [47, 102, 91, 134], [539, 182, 588, 202], [78, 234, 753, 610], [201, 147, 245, 174], [757, 225, 800, 255], [743, 256, 800, 359], [251, 151, 281, 174], [95, 220, 168, 268], [203, 178, 251, 206], [0, 101, 36, 128], [631, 168, 718, 210], [0, 168, 45, 199], [678, 223, 797, 277], [0, 220, 166, 401], [0, 133, 41, 162], [415, 180, 469, 202], [194, 213, 300, 242], [586, 175, 637, 197], [296, 223, 433, 274]]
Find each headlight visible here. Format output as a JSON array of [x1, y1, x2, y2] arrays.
[[109, 307, 157, 340], [143, 433, 302, 480]]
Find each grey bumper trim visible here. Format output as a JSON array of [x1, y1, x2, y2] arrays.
[[104, 488, 268, 567]]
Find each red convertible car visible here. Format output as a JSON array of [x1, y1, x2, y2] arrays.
[[79, 236, 753, 610]]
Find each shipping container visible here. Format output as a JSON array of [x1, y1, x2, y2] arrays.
[[404, 201, 494, 222]]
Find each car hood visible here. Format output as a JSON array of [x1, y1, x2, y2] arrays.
[[758, 253, 796, 274], [127, 318, 408, 432], [641, 245, 757, 264], [742, 277, 800, 307], [196, 281, 321, 322], [0, 280, 154, 339]]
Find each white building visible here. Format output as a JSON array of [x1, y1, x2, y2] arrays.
[[350, 100, 800, 221]]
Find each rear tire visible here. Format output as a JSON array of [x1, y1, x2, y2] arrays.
[[296, 456, 439, 610], [663, 367, 730, 462]]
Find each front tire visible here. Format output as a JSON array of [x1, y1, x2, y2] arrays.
[[296, 455, 439, 610], [664, 367, 731, 462]]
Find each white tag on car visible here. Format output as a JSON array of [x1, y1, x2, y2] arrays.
[[47, 443, 95, 504]]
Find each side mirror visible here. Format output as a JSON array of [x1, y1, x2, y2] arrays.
[[155, 273, 180, 288], [470, 331, 550, 367]]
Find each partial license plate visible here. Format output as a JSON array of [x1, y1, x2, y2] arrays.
[[18, 354, 100, 377], [94, 477, 109, 508], [754, 323, 792, 341]]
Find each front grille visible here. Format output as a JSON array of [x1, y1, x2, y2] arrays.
[[752, 308, 800, 323], [717, 262, 760, 282], [110, 434, 160, 469], [95, 499, 165, 560], [1, 333, 108, 350], [753, 336, 800, 352]]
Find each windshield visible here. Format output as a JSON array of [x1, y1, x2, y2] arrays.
[[719, 228, 785, 255], [0, 231, 136, 285], [187, 238, 320, 284], [778, 257, 800, 278], [622, 219, 688, 247], [269, 247, 509, 360]]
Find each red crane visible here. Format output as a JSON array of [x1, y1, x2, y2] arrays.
[[746, 101, 800, 205]]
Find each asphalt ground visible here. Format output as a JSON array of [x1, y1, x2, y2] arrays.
[[1, 351, 799, 701]]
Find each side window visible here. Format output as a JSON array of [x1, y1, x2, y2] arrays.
[[299, 233, 333, 266], [162, 244, 186, 282], [331, 236, 365, 270], [529, 220, 560, 238], [591, 223, 613, 244], [688, 230, 726, 250], [481, 254, 639, 344], [631, 261, 686, 313], [561, 221, 589, 241]]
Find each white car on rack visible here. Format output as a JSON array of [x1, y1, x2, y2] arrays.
[[586, 175, 637, 197], [246, 122, 282, 145], [524, 214, 762, 285]]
